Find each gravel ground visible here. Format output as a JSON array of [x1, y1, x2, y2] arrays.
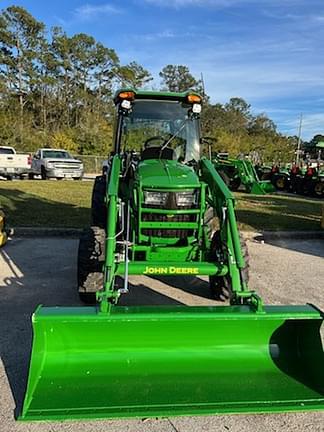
[[0, 237, 323, 432]]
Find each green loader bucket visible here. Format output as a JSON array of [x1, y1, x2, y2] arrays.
[[250, 180, 275, 195], [20, 304, 324, 421]]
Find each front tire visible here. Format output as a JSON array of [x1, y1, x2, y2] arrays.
[[209, 231, 249, 301], [273, 175, 288, 191], [91, 175, 107, 228], [77, 226, 105, 304]]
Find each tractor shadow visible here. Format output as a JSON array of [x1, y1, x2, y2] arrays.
[[150, 275, 213, 300]]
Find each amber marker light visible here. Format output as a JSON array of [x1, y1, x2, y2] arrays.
[[187, 94, 201, 103], [118, 91, 135, 100]]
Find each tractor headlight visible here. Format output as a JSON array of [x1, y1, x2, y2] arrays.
[[175, 190, 197, 207], [144, 191, 168, 206]]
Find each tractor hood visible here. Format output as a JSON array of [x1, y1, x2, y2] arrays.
[[137, 159, 200, 189]]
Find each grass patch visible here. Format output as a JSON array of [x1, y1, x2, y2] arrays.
[[0, 180, 93, 228], [0, 181, 322, 231], [235, 192, 322, 231]]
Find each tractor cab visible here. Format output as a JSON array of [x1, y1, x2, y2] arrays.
[[114, 89, 201, 164]]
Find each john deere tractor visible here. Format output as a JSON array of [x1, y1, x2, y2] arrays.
[[20, 89, 324, 421], [213, 154, 275, 194]]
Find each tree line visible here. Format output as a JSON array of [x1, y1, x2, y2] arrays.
[[0, 5, 299, 161]]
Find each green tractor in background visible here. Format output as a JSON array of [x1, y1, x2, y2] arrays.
[[212, 153, 275, 194], [20, 89, 324, 421], [263, 163, 324, 198]]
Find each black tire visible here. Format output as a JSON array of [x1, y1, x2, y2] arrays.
[[77, 226, 105, 304], [6, 176, 12, 181], [28, 173, 34, 180], [273, 175, 288, 191], [229, 177, 241, 191], [209, 231, 249, 301], [91, 175, 107, 228], [218, 170, 230, 187], [313, 181, 324, 198], [56, 177, 63, 180], [41, 166, 47, 180]]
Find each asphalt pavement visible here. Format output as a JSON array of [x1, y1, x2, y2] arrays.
[[0, 237, 323, 432]]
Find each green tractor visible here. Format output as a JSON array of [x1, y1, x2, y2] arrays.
[[213, 154, 275, 194], [20, 90, 324, 421]]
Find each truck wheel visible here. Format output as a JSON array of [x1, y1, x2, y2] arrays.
[[41, 166, 47, 180], [28, 173, 34, 180], [6, 176, 12, 181], [209, 231, 249, 301], [77, 226, 105, 304], [91, 175, 107, 228]]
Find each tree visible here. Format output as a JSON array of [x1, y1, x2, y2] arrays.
[[159, 65, 201, 92], [118, 61, 152, 88], [0, 6, 46, 142]]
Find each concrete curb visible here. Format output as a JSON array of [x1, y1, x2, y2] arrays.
[[10, 227, 82, 238], [9, 227, 324, 240], [243, 230, 324, 241]]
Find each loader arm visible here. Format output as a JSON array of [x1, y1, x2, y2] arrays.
[[97, 154, 122, 312], [200, 157, 263, 311]]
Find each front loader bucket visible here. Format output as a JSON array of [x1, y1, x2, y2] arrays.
[[251, 180, 276, 194], [250, 180, 275, 194], [20, 304, 324, 421]]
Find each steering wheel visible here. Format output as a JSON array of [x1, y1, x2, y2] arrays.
[[144, 136, 167, 148]]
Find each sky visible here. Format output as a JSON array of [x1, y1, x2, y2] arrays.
[[2, 0, 324, 140]]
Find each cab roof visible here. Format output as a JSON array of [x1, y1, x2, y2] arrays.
[[113, 88, 201, 105]]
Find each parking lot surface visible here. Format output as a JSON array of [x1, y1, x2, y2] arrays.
[[0, 237, 323, 432]]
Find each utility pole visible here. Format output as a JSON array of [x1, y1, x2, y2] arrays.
[[296, 113, 303, 164], [200, 72, 205, 98]]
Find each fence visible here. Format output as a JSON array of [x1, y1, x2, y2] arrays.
[[73, 155, 107, 174]]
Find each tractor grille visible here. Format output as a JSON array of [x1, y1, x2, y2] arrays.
[[142, 210, 196, 238]]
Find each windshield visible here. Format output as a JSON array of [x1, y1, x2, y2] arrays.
[[0, 147, 14, 154], [121, 100, 200, 162], [42, 150, 71, 159]]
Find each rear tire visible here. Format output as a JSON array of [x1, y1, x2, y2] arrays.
[[77, 226, 105, 304], [209, 231, 249, 301], [91, 175, 107, 228], [28, 173, 34, 180]]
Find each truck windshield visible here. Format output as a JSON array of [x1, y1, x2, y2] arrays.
[[42, 151, 71, 159], [121, 100, 200, 162], [0, 148, 15, 154]]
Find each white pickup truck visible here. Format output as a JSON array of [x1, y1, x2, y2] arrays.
[[0, 146, 32, 179], [30, 148, 84, 180]]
